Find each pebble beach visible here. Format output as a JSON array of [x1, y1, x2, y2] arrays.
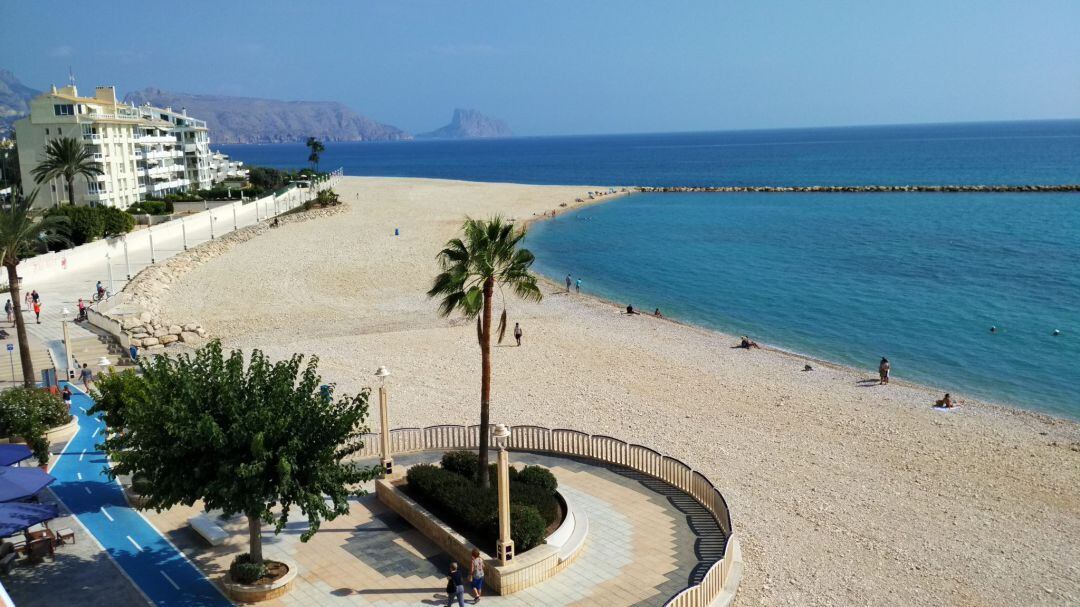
[[158, 177, 1080, 607]]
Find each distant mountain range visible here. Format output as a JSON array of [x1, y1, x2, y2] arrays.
[[123, 88, 411, 144], [418, 108, 512, 139], [0, 69, 40, 135], [0, 69, 511, 144]]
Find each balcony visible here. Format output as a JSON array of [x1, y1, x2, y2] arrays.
[[82, 133, 101, 141], [135, 134, 175, 145]]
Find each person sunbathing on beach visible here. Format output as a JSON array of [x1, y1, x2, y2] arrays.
[[626, 305, 639, 315], [738, 336, 760, 349], [653, 308, 663, 318], [934, 393, 955, 408]]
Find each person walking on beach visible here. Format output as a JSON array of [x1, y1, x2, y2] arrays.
[[514, 322, 523, 346], [4, 299, 11, 325], [445, 562, 465, 607], [469, 548, 485, 602], [79, 363, 93, 390], [575, 278, 581, 293], [878, 357, 891, 385], [565, 274, 572, 293], [32, 300, 41, 324]]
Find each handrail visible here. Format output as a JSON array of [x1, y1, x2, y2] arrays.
[[353, 423, 740, 606]]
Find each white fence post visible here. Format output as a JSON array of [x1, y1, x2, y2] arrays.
[[122, 235, 131, 280], [148, 229, 155, 264], [181, 218, 188, 250]]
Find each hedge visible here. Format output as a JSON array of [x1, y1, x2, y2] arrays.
[[0, 387, 71, 465], [404, 454, 561, 553]]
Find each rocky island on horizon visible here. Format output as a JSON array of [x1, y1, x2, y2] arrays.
[[418, 108, 513, 139]]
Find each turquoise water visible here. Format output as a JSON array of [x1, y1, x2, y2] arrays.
[[528, 193, 1080, 419]]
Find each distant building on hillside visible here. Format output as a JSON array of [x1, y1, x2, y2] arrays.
[[13, 84, 246, 209]]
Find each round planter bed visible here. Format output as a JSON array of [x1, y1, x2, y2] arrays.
[[223, 558, 297, 603]]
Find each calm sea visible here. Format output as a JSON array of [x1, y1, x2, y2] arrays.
[[221, 121, 1080, 418]]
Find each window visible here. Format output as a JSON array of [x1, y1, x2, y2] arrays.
[[45, 128, 50, 135], [53, 104, 74, 116]]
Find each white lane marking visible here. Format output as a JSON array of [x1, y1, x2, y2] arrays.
[[84, 487, 92, 494], [79, 449, 86, 461], [92, 427, 99, 438], [160, 571, 180, 590], [76, 472, 82, 480], [126, 535, 143, 552], [100, 507, 114, 522], [80, 407, 87, 414]]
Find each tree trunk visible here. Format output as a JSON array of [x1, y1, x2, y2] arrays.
[[247, 512, 263, 564], [478, 276, 494, 489], [5, 263, 34, 387], [66, 177, 75, 206]]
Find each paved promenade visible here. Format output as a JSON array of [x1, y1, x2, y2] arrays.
[[145, 451, 726, 607]]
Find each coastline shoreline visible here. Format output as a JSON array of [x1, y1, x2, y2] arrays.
[[525, 189, 1077, 426], [157, 176, 1080, 607]]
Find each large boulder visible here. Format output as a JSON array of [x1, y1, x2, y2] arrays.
[[159, 334, 179, 345], [121, 317, 143, 330], [139, 311, 153, 324], [168, 325, 182, 335], [152, 328, 170, 338], [130, 333, 150, 340], [140, 337, 160, 347], [183, 323, 198, 332], [179, 331, 201, 344]]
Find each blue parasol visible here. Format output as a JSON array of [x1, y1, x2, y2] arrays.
[[0, 502, 60, 538], [0, 445, 32, 467], [0, 467, 55, 502]]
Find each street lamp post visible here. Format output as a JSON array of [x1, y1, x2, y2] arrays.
[[375, 366, 393, 476], [493, 423, 514, 564], [123, 235, 131, 280], [106, 253, 115, 295]]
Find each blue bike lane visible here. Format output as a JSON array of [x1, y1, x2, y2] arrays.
[[49, 383, 233, 607]]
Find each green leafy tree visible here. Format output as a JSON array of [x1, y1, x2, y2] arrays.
[[0, 188, 68, 386], [427, 217, 542, 488], [44, 205, 104, 245], [97, 341, 380, 565], [305, 137, 325, 174], [29, 136, 103, 206], [0, 387, 71, 465], [88, 369, 149, 430], [100, 206, 135, 237]]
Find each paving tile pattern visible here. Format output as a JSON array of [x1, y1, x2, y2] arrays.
[[143, 451, 724, 607]]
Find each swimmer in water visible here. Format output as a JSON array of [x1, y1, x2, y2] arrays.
[[990, 326, 997, 334]]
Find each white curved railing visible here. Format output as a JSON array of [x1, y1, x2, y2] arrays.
[[350, 424, 739, 607]]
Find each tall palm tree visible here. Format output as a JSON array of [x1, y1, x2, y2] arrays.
[[0, 188, 68, 386], [30, 136, 103, 206], [428, 217, 542, 488], [305, 137, 325, 174]]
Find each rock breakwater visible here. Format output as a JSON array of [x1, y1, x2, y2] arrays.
[[636, 184, 1080, 193]]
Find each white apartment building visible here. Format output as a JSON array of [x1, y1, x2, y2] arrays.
[[14, 84, 245, 209]]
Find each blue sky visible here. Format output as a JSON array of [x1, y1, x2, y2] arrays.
[[3, 1, 1079, 135]]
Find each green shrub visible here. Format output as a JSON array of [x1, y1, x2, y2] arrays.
[[508, 505, 547, 551], [100, 206, 135, 236], [88, 369, 148, 431], [0, 387, 71, 465], [516, 466, 558, 493], [128, 200, 173, 215], [405, 460, 559, 552], [441, 450, 478, 478], [508, 482, 559, 526], [229, 553, 267, 584]]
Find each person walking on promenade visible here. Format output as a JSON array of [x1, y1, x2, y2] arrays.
[[446, 562, 465, 607], [30, 290, 39, 306], [4, 299, 11, 325], [79, 363, 93, 391], [575, 278, 581, 293], [469, 548, 485, 602], [565, 274, 572, 293], [77, 298, 87, 322], [514, 322, 523, 346], [23, 291, 31, 309], [32, 300, 41, 324], [878, 357, 891, 385], [61, 385, 72, 405]]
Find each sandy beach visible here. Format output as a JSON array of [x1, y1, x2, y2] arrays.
[[159, 177, 1080, 606]]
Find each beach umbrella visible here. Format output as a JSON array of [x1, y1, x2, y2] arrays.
[[0, 467, 55, 503], [0, 502, 60, 538], [0, 445, 32, 467]]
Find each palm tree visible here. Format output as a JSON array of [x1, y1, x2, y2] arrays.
[[30, 136, 103, 206], [428, 217, 542, 488], [0, 188, 68, 386], [305, 137, 325, 174]]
